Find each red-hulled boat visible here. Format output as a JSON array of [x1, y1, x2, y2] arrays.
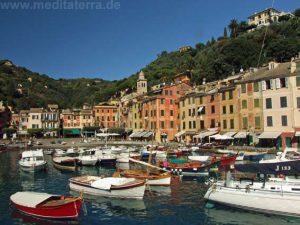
[[10, 191, 82, 219]]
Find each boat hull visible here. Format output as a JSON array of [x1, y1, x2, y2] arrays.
[[69, 179, 145, 199], [19, 162, 47, 173], [79, 158, 98, 166], [11, 199, 82, 219], [205, 186, 300, 217]]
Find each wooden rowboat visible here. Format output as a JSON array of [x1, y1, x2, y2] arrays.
[[10, 191, 82, 219], [114, 169, 171, 186]]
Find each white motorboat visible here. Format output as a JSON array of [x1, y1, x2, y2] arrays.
[[53, 149, 66, 157], [69, 176, 146, 199], [205, 172, 300, 217], [78, 149, 98, 166], [260, 148, 300, 164], [19, 150, 47, 172]]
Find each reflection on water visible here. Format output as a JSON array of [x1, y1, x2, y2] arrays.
[[1, 150, 300, 225], [11, 210, 80, 225], [205, 205, 300, 225]]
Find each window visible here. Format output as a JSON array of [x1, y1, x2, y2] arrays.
[[188, 98, 191, 105], [165, 90, 168, 95], [200, 96, 203, 104], [254, 82, 259, 92], [170, 121, 174, 128], [134, 113, 137, 119], [170, 110, 174, 116], [192, 108, 195, 116], [297, 97, 300, 108], [280, 96, 287, 108], [266, 98, 272, 109], [193, 121, 196, 129], [230, 119, 234, 129], [188, 109, 191, 116], [276, 78, 288, 88], [161, 121, 164, 129], [170, 90, 173, 96], [189, 121, 192, 129], [227, 105, 233, 114], [161, 110, 164, 116], [242, 117, 248, 129], [210, 119, 215, 128], [182, 122, 186, 130], [296, 76, 300, 87], [161, 99, 164, 104], [211, 105, 215, 114], [210, 95, 214, 102], [254, 99, 260, 108], [222, 92, 226, 100], [241, 84, 246, 93], [200, 121, 205, 129], [222, 106, 226, 114], [229, 90, 233, 99], [242, 100, 247, 109], [267, 116, 273, 127], [170, 99, 173, 105], [282, 115, 288, 126], [223, 120, 227, 129], [265, 80, 273, 90], [135, 123, 137, 129], [182, 100, 185, 107], [255, 116, 261, 129]]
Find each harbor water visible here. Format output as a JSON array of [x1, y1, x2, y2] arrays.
[[0, 150, 299, 225]]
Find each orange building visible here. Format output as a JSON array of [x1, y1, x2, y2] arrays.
[[93, 104, 118, 128], [142, 82, 191, 142]]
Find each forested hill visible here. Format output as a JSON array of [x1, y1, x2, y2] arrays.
[[1, 9, 300, 111]]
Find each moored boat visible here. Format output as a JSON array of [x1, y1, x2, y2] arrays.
[[10, 191, 82, 219], [52, 156, 77, 171], [19, 150, 47, 173], [114, 169, 171, 186], [204, 175, 300, 217], [69, 175, 146, 199]]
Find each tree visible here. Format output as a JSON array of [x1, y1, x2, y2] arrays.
[[228, 19, 239, 38], [195, 42, 205, 51], [278, 15, 292, 22], [223, 27, 228, 37], [294, 8, 300, 17]]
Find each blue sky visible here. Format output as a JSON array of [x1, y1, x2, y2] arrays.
[[0, 0, 298, 80]]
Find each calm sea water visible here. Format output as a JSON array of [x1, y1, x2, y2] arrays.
[[0, 150, 299, 225]]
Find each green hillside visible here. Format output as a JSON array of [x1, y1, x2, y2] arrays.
[[1, 9, 300, 111]]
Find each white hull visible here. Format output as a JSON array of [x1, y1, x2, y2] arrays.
[[78, 156, 98, 166], [116, 158, 129, 163], [146, 176, 171, 186], [205, 184, 300, 217], [69, 182, 145, 199], [19, 162, 47, 173]]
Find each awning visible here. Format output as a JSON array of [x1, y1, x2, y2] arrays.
[[64, 129, 81, 135], [143, 131, 153, 138], [129, 132, 140, 138], [175, 130, 185, 137], [295, 131, 300, 137], [193, 131, 218, 139], [223, 131, 237, 137], [137, 131, 148, 138], [258, 132, 282, 139], [161, 132, 168, 136], [234, 131, 249, 139]]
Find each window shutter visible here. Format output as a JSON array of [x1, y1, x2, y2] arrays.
[[275, 78, 280, 89], [262, 81, 266, 91], [270, 79, 274, 90], [285, 77, 288, 88]]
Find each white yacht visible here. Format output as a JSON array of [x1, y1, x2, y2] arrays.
[[78, 149, 98, 166], [19, 149, 47, 172], [205, 172, 300, 217]]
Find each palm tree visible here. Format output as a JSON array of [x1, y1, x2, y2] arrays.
[[228, 19, 238, 38]]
